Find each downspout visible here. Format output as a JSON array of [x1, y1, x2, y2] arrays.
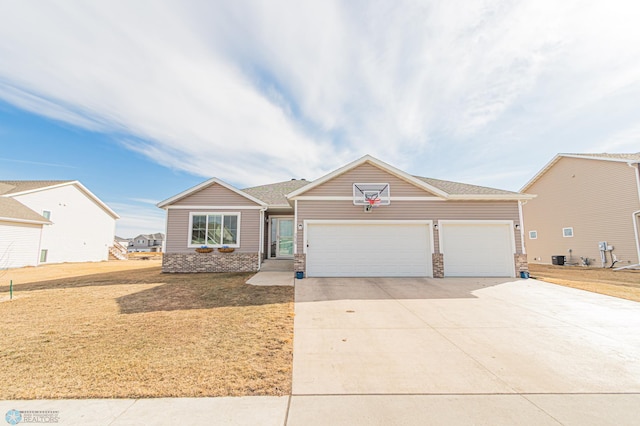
[[629, 162, 640, 263], [293, 199, 298, 256], [258, 207, 267, 271], [518, 200, 527, 254]]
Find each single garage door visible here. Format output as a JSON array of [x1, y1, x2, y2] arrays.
[[440, 222, 515, 277], [306, 222, 432, 277]]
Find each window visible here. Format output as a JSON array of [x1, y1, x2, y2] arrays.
[[40, 249, 48, 263], [190, 213, 240, 247], [563, 227, 574, 238], [42, 210, 51, 220], [529, 230, 537, 239]]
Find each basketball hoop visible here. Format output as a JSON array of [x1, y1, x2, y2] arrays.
[[367, 198, 381, 207], [364, 197, 380, 212]]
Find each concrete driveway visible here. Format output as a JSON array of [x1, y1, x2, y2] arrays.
[[290, 277, 640, 425]]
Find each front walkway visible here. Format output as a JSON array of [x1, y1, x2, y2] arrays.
[[246, 259, 294, 286]]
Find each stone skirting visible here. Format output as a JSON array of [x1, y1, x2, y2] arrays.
[[514, 253, 529, 275], [162, 252, 260, 273], [294, 253, 306, 275], [432, 253, 444, 278]]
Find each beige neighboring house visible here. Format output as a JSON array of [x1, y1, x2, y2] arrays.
[[521, 153, 640, 268], [158, 155, 535, 278], [0, 180, 120, 269]]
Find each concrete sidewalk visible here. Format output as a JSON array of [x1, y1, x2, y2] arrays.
[[0, 397, 289, 426], [4, 394, 640, 425]]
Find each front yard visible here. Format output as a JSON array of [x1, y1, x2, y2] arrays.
[[529, 263, 640, 302], [0, 261, 293, 399]]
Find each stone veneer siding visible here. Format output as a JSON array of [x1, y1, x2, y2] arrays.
[[294, 254, 306, 275], [162, 252, 260, 273], [432, 253, 444, 278], [514, 254, 529, 276]]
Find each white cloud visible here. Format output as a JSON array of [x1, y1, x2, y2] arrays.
[[1, 0, 640, 191]]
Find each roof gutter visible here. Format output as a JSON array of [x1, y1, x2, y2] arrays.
[[0, 216, 51, 225]]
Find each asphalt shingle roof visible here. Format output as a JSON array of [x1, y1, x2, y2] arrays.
[[0, 197, 49, 222], [414, 176, 520, 195], [241, 175, 518, 206], [243, 179, 311, 205], [0, 180, 74, 195], [563, 153, 640, 161]]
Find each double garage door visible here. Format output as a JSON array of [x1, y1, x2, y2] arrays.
[[305, 221, 515, 278], [306, 222, 432, 277]]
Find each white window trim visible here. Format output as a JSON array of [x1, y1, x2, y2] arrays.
[[529, 230, 537, 239], [562, 227, 574, 238], [188, 212, 241, 248]]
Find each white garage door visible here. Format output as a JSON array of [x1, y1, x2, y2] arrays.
[[306, 222, 432, 277], [440, 222, 515, 277]]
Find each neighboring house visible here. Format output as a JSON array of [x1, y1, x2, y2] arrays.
[[0, 180, 119, 269], [521, 153, 640, 268], [128, 233, 165, 252], [158, 155, 534, 278]]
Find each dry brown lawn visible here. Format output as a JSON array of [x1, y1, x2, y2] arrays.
[[0, 261, 293, 399], [529, 264, 640, 302]]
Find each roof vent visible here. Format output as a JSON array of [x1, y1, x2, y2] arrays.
[[291, 178, 296, 181]]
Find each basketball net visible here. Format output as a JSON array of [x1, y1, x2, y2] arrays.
[[367, 198, 381, 207]]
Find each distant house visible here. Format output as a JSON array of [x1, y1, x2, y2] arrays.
[[521, 153, 640, 268], [158, 155, 534, 277], [0, 180, 119, 269], [128, 233, 164, 252]]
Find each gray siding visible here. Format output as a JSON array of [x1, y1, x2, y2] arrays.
[[165, 208, 260, 253], [173, 183, 260, 206], [523, 157, 640, 265], [304, 163, 437, 197], [296, 200, 522, 254]]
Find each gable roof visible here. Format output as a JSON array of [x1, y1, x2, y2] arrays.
[[0, 180, 119, 220], [287, 155, 450, 199], [287, 155, 531, 201], [520, 153, 640, 192], [156, 177, 267, 208], [133, 233, 165, 241], [0, 197, 51, 224], [0, 180, 75, 195], [243, 179, 311, 206]]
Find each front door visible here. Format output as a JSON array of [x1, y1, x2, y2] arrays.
[[270, 217, 294, 258]]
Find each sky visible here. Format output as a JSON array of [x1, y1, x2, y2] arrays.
[[1, 1, 639, 238]]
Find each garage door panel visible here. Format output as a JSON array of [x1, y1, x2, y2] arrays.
[[441, 223, 515, 277], [306, 223, 432, 277]]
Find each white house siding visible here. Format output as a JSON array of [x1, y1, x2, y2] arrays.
[[0, 221, 42, 268], [13, 185, 116, 264]]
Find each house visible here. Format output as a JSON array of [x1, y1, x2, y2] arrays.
[[157, 155, 535, 277], [521, 153, 640, 268], [128, 233, 165, 252], [0, 180, 119, 269]]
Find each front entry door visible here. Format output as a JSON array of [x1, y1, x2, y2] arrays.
[[270, 218, 294, 258]]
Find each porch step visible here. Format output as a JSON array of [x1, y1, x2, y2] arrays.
[[261, 259, 294, 272]]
